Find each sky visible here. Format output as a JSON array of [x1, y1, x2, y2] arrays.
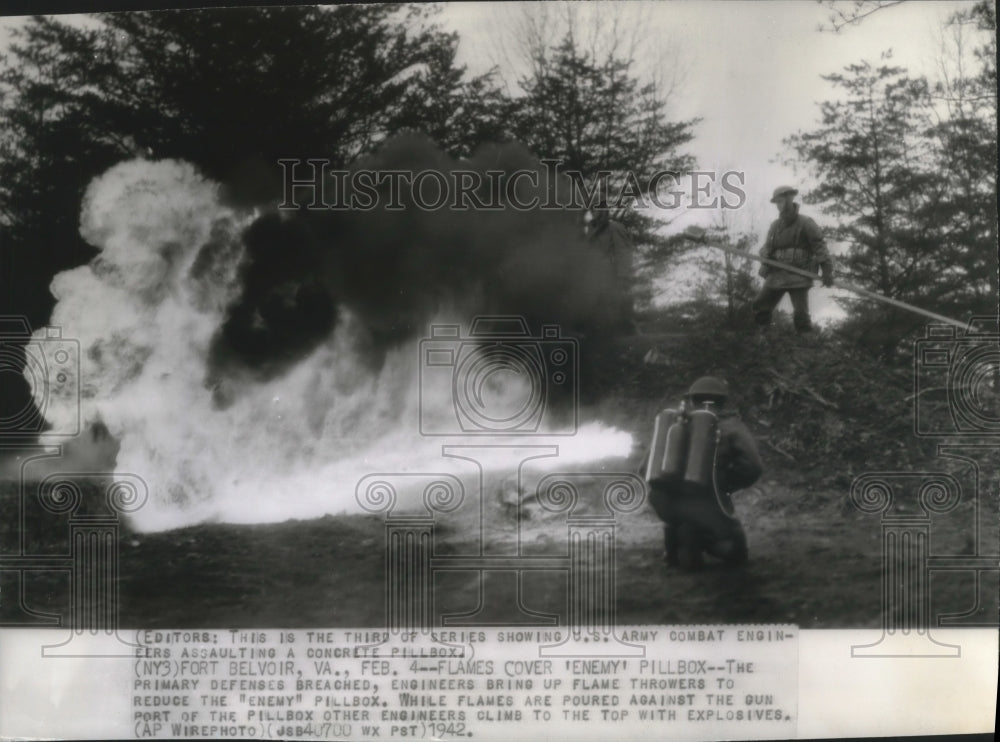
[[440, 0, 971, 229], [0, 1, 988, 322], [438, 0, 984, 320]]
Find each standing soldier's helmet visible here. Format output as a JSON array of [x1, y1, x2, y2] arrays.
[[688, 376, 729, 405], [769, 185, 798, 203]]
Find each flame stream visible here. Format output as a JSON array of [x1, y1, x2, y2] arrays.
[[26, 159, 633, 533]]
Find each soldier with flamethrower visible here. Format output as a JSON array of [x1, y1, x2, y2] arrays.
[[641, 376, 764, 569]]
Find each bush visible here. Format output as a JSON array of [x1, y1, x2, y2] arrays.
[[608, 301, 936, 478]]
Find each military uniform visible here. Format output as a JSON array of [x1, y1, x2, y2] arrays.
[[752, 202, 833, 332], [643, 377, 764, 569], [646, 412, 763, 568]]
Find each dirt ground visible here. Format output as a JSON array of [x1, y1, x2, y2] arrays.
[[2, 461, 995, 630], [2, 324, 996, 631]]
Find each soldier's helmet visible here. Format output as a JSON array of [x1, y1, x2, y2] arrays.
[[770, 185, 798, 203], [688, 376, 729, 404]]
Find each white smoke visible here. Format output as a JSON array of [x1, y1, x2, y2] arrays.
[[28, 160, 633, 532]]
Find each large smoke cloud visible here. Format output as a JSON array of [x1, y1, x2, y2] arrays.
[[209, 133, 621, 387], [26, 136, 632, 532]]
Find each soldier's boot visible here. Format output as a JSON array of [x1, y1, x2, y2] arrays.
[[675, 522, 705, 570], [792, 311, 813, 335]]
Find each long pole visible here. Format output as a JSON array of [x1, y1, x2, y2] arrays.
[[682, 227, 967, 330]]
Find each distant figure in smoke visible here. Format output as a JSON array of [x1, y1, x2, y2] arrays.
[[752, 185, 833, 334], [642, 376, 763, 569], [586, 201, 636, 333]]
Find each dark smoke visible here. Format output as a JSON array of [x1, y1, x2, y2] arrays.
[[207, 134, 623, 401], [208, 214, 336, 382]]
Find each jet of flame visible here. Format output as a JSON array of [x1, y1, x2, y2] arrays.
[[27, 158, 634, 532]]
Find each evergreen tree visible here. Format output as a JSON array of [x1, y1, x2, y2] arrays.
[[925, 1, 997, 313], [784, 56, 956, 354], [0, 6, 503, 431], [508, 32, 698, 311]]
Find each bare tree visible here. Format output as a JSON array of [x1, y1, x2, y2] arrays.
[[816, 1, 907, 33], [487, 2, 690, 118]]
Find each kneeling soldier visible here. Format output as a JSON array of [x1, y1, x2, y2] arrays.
[[643, 376, 764, 569]]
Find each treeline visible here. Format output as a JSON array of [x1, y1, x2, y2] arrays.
[[0, 5, 695, 427], [786, 1, 997, 353], [0, 7, 695, 318], [689, 1, 996, 358], [0, 4, 995, 428]]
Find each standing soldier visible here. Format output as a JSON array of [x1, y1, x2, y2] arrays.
[[587, 202, 636, 333], [752, 185, 834, 334], [642, 376, 763, 569]]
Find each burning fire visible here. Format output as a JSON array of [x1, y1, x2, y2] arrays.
[[27, 159, 633, 532]]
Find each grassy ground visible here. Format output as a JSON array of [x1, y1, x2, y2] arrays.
[[1, 469, 993, 629], [1, 310, 995, 630]]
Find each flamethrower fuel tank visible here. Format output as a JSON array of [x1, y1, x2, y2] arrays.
[[682, 406, 720, 490], [645, 408, 688, 486]]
